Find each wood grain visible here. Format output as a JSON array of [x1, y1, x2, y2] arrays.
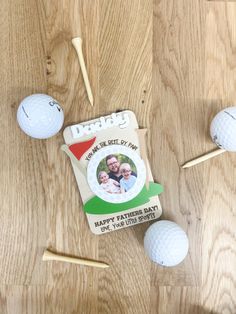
[[97, 1, 153, 313], [0, 0, 47, 285], [152, 0, 206, 286], [0, 0, 236, 313], [201, 2, 236, 313]]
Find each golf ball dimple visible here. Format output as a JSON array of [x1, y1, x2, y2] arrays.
[[210, 107, 236, 152], [17, 94, 64, 139], [144, 220, 189, 267]]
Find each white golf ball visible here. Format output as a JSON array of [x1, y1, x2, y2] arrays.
[[144, 220, 189, 267], [210, 106, 236, 152], [17, 94, 64, 139]]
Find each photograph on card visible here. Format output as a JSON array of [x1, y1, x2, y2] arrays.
[[97, 154, 138, 195]]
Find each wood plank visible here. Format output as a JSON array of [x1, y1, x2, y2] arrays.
[[97, 1, 153, 313], [152, 0, 206, 286], [99, 0, 153, 124], [42, 2, 100, 301], [201, 2, 236, 313], [0, 0, 47, 284], [151, 287, 200, 314], [0, 285, 96, 314]]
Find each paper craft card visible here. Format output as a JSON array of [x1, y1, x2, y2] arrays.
[[63, 110, 163, 234]]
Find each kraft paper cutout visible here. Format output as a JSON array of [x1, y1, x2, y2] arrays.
[[63, 110, 163, 234]]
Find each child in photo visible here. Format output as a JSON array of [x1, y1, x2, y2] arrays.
[[120, 163, 137, 193], [98, 171, 121, 194]]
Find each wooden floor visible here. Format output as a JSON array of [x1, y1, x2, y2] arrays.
[[1, 0, 236, 313]]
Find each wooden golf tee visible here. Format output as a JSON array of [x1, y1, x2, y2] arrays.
[[72, 37, 94, 107], [61, 144, 87, 177], [42, 250, 109, 269], [182, 148, 226, 168], [136, 128, 149, 189]]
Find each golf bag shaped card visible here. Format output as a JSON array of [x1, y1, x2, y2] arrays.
[[63, 110, 163, 234]]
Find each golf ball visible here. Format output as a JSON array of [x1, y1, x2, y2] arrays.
[[17, 94, 64, 139], [210, 106, 236, 151], [144, 220, 189, 267]]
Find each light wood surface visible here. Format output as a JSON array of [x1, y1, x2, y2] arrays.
[[0, 0, 236, 313]]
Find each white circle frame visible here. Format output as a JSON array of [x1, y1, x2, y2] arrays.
[[87, 145, 146, 203]]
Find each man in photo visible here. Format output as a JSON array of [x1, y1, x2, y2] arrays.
[[106, 155, 137, 183], [119, 163, 137, 193]]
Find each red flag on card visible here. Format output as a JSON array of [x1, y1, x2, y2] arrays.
[[69, 137, 96, 160]]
